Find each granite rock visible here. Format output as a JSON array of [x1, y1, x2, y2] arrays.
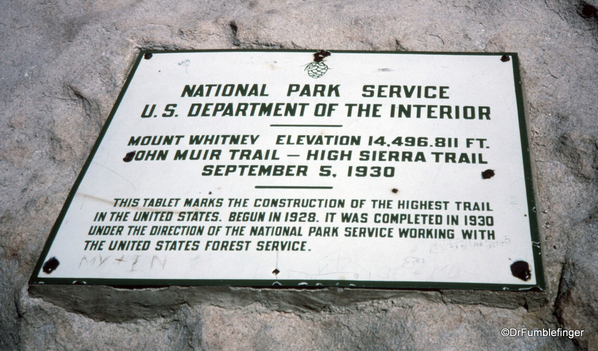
[[1, 0, 597, 349]]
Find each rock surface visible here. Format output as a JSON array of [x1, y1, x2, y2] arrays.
[[1, 0, 598, 349]]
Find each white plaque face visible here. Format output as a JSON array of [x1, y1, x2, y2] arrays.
[[31, 50, 544, 290]]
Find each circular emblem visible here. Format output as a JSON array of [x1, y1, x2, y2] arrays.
[[305, 50, 331, 79], [305, 61, 329, 79]]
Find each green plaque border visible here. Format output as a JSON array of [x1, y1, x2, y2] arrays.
[[29, 50, 545, 292]]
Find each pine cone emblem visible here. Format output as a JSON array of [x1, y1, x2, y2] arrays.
[[305, 50, 331, 79], [305, 61, 328, 79]]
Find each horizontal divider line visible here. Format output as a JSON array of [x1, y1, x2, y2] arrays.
[[269, 124, 343, 127], [255, 186, 333, 189]]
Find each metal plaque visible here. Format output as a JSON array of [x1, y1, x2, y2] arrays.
[[31, 50, 544, 290]]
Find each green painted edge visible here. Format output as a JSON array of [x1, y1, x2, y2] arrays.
[[29, 278, 540, 292], [511, 53, 546, 291], [29, 50, 545, 292], [114, 49, 520, 56], [28, 52, 145, 286]]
